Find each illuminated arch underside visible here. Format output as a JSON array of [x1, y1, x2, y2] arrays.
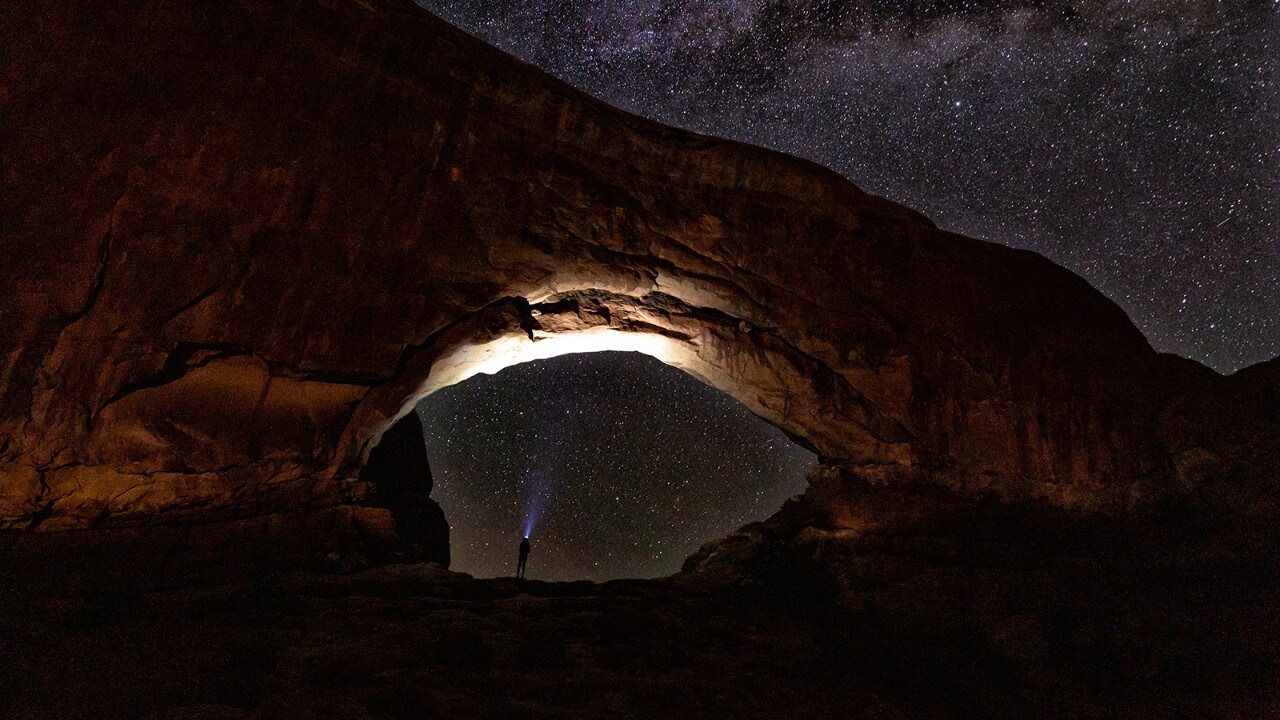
[[355, 288, 915, 482]]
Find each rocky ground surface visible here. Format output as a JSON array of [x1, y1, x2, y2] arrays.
[[4, 483, 1277, 720], [0, 563, 870, 720]]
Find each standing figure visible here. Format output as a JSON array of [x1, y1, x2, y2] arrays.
[[517, 536, 531, 579]]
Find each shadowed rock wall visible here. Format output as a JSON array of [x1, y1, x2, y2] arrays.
[[358, 412, 449, 566], [0, 0, 1275, 555]]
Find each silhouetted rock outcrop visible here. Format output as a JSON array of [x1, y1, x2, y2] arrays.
[[359, 412, 450, 565]]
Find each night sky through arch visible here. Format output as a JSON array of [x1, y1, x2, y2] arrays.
[[416, 351, 815, 581]]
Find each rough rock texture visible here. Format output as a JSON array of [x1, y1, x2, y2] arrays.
[[682, 468, 1280, 718], [0, 565, 941, 719], [1, 558, 1275, 719], [2, 0, 1274, 551]]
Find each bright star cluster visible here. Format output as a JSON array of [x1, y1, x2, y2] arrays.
[[417, 352, 814, 581], [420, 0, 1278, 372]]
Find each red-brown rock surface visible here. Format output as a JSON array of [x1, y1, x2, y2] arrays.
[[0, 0, 1275, 560], [3, 1, 1279, 717]]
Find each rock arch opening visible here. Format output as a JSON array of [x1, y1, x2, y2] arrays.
[[416, 350, 816, 581], [348, 288, 914, 575]]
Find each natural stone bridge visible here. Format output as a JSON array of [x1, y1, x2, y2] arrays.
[[3, 2, 1279, 716], [0, 0, 1275, 566]]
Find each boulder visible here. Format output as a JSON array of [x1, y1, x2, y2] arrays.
[[358, 412, 450, 566]]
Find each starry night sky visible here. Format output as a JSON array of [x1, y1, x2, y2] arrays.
[[417, 352, 813, 580], [419, 0, 1277, 373]]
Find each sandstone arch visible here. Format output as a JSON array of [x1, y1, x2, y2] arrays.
[[346, 287, 912, 562], [349, 289, 913, 480], [7, 3, 1280, 715], [1, 0, 1275, 565]]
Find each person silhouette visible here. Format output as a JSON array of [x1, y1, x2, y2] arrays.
[[517, 536, 531, 579]]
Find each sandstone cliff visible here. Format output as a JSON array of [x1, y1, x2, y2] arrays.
[[0, 0, 1274, 557]]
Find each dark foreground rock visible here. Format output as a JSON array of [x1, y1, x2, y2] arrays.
[[358, 413, 450, 567], [3, 493, 1277, 720]]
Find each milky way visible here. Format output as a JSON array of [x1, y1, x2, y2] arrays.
[[417, 352, 814, 581], [420, 0, 1278, 373]]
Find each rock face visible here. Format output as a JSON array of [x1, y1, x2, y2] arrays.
[[0, 0, 1275, 561], [358, 412, 449, 565]]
